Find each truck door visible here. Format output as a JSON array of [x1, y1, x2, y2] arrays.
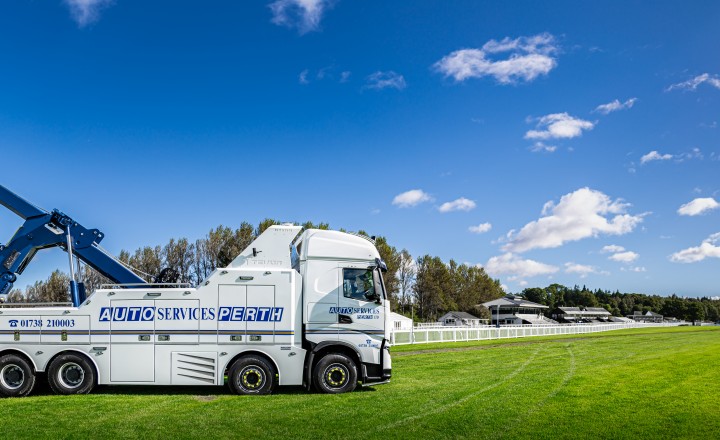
[[109, 300, 155, 382], [218, 285, 277, 344], [304, 263, 340, 341], [246, 285, 276, 344], [218, 285, 246, 344], [337, 266, 385, 341]]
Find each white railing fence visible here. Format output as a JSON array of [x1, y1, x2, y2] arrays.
[[390, 322, 681, 345]]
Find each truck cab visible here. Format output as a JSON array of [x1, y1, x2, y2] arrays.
[[294, 228, 392, 391]]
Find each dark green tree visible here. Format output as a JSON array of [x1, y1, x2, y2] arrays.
[[523, 287, 548, 305]]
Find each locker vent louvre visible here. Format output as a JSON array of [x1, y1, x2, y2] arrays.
[[174, 353, 216, 384]]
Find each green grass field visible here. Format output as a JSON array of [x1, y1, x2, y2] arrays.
[[2, 326, 719, 439]]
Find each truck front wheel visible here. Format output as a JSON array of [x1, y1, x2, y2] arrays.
[[228, 355, 277, 395], [0, 354, 36, 397], [47, 353, 96, 395], [313, 353, 357, 394]]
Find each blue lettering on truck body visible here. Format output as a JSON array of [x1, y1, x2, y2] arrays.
[[218, 307, 283, 322], [98, 306, 282, 322]]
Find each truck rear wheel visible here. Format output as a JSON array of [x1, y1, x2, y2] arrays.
[[228, 355, 277, 395], [313, 353, 357, 394], [0, 354, 36, 397], [47, 353, 96, 395]]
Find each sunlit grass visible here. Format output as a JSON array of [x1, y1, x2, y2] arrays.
[[2, 326, 718, 439]]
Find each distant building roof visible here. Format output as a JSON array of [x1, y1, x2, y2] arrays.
[[611, 316, 632, 322], [389, 312, 413, 322], [559, 306, 610, 315], [632, 311, 663, 317], [441, 311, 480, 320], [482, 295, 549, 309]]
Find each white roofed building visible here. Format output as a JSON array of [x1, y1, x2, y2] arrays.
[[390, 312, 413, 331], [438, 311, 486, 327], [482, 295, 553, 325]]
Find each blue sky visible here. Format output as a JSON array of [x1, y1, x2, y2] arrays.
[[0, 1, 719, 297]]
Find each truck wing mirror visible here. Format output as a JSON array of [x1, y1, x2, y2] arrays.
[[367, 292, 382, 305], [373, 258, 388, 272]]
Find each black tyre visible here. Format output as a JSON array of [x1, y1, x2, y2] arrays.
[[313, 353, 357, 394], [0, 354, 36, 397], [228, 355, 277, 395], [47, 353, 96, 395]]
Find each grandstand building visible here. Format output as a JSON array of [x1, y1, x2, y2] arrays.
[[628, 311, 664, 323], [481, 295, 555, 325], [554, 306, 612, 323]]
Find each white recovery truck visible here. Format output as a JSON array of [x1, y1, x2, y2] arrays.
[[0, 186, 391, 397]]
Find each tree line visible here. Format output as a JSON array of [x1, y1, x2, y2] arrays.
[[5, 220, 718, 324], [521, 284, 719, 323]]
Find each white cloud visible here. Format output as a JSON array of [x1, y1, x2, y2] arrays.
[[365, 71, 407, 90], [609, 251, 639, 263], [621, 266, 647, 272], [433, 33, 558, 84], [564, 262, 607, 278], [524, 113, 595, 140], [392, 189, 432, 208], [485, 253, 559, 280], [677, 147, 703, 162], [640, 150, 673, 164], [469, 223, 492, 234], [298, 69, 309, 84], [269, 0, 332, 34], [666, 73, 720, 92], [298, 67, 351, 84], [670, 233, 720, 263], [64, 0, 113, 27], [594, 98, 637, 114], [601, 244, 626, 254], [439, 197, 476, 213], [530, 142, 557, 153], [602, 245, 639, 263], [677, 198, 720, 216], [503, 187, 645, 253]]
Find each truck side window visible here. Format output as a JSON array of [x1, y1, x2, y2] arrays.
[[291, 244, 300, 272], [342, 268, 374, 301]]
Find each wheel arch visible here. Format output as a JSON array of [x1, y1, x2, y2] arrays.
[[222, 350, 279, 381], [46, 349, 100, 383], [304, 341, 362, 389], [312, 342, 361, 368], [0, 349, 39, 372]]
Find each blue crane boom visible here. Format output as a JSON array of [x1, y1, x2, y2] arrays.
[[0, 185, 146, 305]]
